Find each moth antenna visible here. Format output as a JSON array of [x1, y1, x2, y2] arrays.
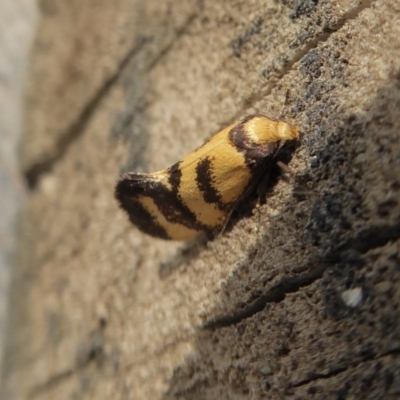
[[277, 89, 291, 120], [277, 161, 296, 185]]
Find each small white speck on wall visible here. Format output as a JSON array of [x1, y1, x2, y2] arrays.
[[341, 287, 363, 308]]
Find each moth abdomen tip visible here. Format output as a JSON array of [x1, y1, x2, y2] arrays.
[[115, 173, 150, 199]]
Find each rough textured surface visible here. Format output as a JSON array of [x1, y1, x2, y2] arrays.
[[2, 0, 400, 399]]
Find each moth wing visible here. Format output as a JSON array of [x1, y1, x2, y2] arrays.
[[115, 170, 205, 240], [115, 171, 174, 239]]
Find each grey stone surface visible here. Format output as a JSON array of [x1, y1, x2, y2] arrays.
[[0, 0, 37, 383], [2, 0, 400, 399]]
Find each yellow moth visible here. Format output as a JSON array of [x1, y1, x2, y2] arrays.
[[115, 114, 298, 240]]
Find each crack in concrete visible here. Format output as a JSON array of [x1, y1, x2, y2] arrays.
[[24, 37, 148, 189], [290, 347, 400, 388], [203, 192, 399, 331], [29, 368, 75, 399], [24, 8, 200, 189], [28, 341, 104, 398], [202, 217, 400, 331], [27, 333, 195, 396], [226, 0, 375, 124], [203, 264, 327, 329], [336, 221, 400, 259], [147, 12, 199, 72]]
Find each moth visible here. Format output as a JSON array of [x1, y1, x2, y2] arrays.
[[115, 114, 298, 240]]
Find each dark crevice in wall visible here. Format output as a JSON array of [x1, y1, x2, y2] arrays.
[[147, 12, 199, 72], [335, 221, 400, 260], [290, 347, 400, 388], [24, 38, 148, 189], [29, 368, 76, 399], [204, 213, 399, 330], [227, 0, 375, 123], [23, 8, 200, 189], [203, 263, 327, 329], [28, 327, 105, 398]]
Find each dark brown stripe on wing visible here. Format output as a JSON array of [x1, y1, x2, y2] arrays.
[[115, 172, 158, 196], [164, 161, 214, 232], [195, 157, 226, 209], [228, 119, 278, 168], [151, 180, 210, 234], [115, 179, 169, 239], [115, 173, 209, 238], [167, 161, 182, 191]]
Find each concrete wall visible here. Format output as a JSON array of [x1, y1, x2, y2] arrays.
[[0, 0, 38, 383], [2, 0, 400, 398]]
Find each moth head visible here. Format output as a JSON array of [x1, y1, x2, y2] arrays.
[[245, 115, 299, 145]]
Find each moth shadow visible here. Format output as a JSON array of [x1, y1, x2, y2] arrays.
[[158, 235, 209, 279]]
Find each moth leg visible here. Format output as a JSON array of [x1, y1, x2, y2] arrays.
[[276, 160, 291, 174], [219, 207, 235, 236], [276, 161, 309, 201], [256, 163, 273, 205], [276, 160, 294, 182], [277, 89, 290, 119]]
